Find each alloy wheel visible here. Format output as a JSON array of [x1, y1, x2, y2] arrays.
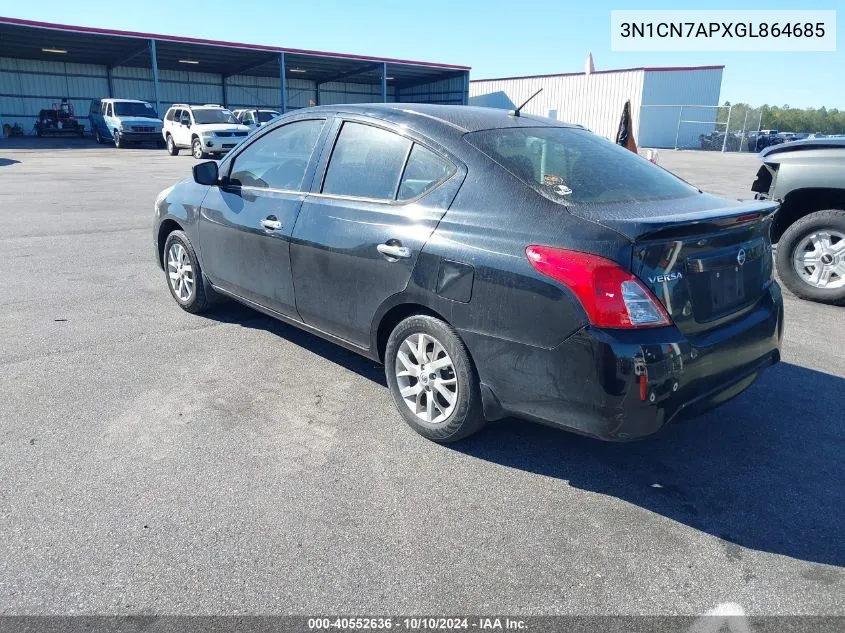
[[193, 140, 203, 159], [166, 242, 195, 302], [792, 230, 845, 289], [394, 332, 458, 425]]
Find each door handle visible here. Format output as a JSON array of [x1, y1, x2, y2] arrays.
[[261, 216, 282, 231], [377, 243, 411, 260]]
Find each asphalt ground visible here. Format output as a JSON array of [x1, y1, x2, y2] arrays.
[[0, 139, 843, 615]]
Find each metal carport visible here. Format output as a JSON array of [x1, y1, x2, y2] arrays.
[[0, 17, 471, 133]]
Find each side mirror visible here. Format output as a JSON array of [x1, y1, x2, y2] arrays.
[[193, 160, 219, 186]]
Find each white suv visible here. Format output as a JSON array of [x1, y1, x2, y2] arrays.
[[162, 104, 251, 159]]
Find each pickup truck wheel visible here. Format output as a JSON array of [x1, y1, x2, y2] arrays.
[[166, 134, 178, 156], [776, 209, 845, 305], [113, 130, 123, 149]]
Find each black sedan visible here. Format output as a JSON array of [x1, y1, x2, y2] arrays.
[[153, 104, 783, 443]]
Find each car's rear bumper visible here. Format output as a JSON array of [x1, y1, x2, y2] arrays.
[[459, 281, 784, 441]]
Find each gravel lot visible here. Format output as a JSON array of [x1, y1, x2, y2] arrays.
[[0, 140, 843, 616]]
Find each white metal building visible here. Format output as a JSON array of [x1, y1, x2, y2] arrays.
[[469, 65, 724, 149], [0, 16, 470, 134]]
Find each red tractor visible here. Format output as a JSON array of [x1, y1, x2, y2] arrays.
[[34, 98, 85, 137]]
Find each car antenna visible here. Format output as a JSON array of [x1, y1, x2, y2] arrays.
[[509, 89, 543, 117]]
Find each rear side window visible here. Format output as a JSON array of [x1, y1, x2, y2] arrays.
[[228, 119, 324, 191], [398, 144, 455, 200], [465, 127, 697, 204], [322, 122, 411, 200]]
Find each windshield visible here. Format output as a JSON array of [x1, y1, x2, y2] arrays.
[[465, 127, 698, 204], [113, 101, 158, 118], [258, 111, 279, 123], [193, 108, 239, 125]]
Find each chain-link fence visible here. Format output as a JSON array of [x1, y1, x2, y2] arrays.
[[639, 104, 763, 152]]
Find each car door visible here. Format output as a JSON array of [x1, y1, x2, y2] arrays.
[[103, 101, 116, 136], [176, 110, 193, 146], [166, 108, 181, 144], [290, 118, 462, 348], [198, 117, 329, 317]]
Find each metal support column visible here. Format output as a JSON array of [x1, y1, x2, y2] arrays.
[[673, 106, 683, 150], [721, 104, 733, 153], [381, 62, 387, 103], [149, 39, 161, 117], [279, 52, 287, 113], [221, 75, 227, 109], [106, 67, 114, 98], [463, 71, 470, 105]]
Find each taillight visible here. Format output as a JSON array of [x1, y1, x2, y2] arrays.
[[526, 246, 671, 329]]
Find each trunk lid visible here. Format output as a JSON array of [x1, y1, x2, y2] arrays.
[[571, 195, 779, 335]]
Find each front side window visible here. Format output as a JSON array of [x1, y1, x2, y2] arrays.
[[258, 111, 278, 123], [192, 108, 238, 125], [106, 103, 113, 117], [228, 119, 324, 191], [398, 144, 455, 200], [322, 122, 412, 200], [465, 127, 698, 205]]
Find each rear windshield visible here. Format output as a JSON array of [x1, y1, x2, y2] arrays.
[[193, 108, 238, 125], [465, 127, 698, 204], [114, 101, 158, 118]]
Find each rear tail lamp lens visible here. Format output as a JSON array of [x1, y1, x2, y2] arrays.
[[526, 246, 671, 329]]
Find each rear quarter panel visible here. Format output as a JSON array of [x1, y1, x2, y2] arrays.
[[769, 148, 845, 200], [416, 158, 632, 350]]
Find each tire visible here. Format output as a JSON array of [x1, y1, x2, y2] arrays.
[[162, 230, 211, 314], [384, 315, 486, 443], [192, 138, 208, 160], [166, 134, 178, 156], [775, 209, 845, 305], [113, 129, 123, 149]]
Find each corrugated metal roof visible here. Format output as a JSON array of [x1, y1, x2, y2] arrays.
[[0, 16, 470, 70]]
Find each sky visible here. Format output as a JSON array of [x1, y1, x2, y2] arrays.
[[2, 0, 843, 109]]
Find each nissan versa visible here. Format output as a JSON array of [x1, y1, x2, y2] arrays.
[[153, 104, 784, 443]]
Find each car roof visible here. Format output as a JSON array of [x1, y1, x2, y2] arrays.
[[104, 98, 150, 103], [168, 104, 225, 110], [301, 103, 578, 134]]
